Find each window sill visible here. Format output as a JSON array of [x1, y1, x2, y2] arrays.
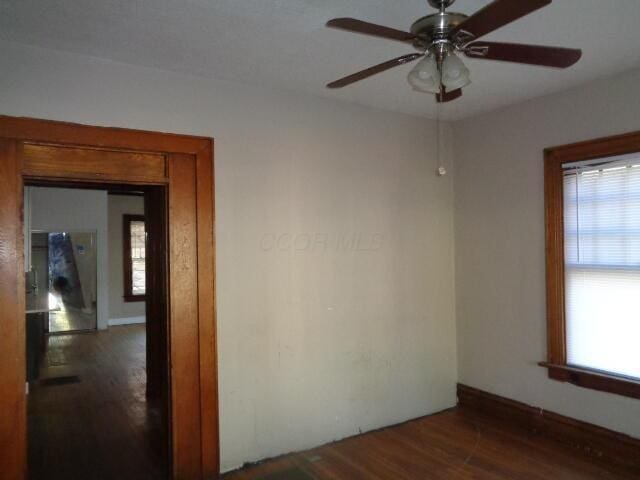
[[540, 362, 640, 400], [124, 295, 146, 303]]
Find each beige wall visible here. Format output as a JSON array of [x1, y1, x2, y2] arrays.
[[454, 68, 640, 438], [0, 40, 458, 471], [108, 195, 146, 323]]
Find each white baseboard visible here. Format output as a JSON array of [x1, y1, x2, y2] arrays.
[[108, 316, 146, 326]]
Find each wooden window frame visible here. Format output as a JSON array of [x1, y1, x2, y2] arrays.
[[123, 214, 146, 302], [543, 130, 640, 400]]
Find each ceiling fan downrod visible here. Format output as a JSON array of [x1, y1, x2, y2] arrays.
[[427, 0, 455, 12]]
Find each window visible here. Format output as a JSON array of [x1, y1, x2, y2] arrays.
[[123, 214, 146, 302], [544, 132, 640, 399]]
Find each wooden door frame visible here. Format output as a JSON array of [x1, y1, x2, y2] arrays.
[[0, 115, 219, 480]]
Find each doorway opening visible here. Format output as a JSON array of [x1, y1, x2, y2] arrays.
[[0, 115, 218, 480], [26, 183, 169, 480]]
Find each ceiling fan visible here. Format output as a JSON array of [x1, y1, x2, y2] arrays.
[[326, 0, 582, 103]]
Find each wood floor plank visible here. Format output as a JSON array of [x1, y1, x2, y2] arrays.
[[224, 409, 640, 480], [28, 324, 167, 480]]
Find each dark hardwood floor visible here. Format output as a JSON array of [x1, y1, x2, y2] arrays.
[[223, 409, 640, 480], [27, 324, 639, 480], [28, 324, 166, 480]]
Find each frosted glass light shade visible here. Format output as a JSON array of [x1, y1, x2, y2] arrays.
[[441, 53, 471, 91], [407, 56, 441, 94]]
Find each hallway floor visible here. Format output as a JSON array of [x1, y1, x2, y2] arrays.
[[48, 304, 96, 332], [28, 324, 166, 480]]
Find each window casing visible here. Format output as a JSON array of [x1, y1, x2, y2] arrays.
[[543, 131, 640, 399], [123, 214, 146, 302]]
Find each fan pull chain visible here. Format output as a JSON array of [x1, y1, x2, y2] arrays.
[[435, 93, 447, 177]]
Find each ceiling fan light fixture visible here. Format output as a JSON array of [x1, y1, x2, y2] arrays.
[[407, 55, 441, 94], [441, 52, 471, 91], [325, 0, 581, 101]]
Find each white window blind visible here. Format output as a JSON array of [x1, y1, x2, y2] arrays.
[[563, 156, 640, 380]]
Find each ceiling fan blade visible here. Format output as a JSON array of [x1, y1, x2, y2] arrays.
[[451, 0, 551, 43], [436, 88, 463, 103], [327, 53, 423, 89], [327, 18, 416, 44], [465, 42, 582, 68]]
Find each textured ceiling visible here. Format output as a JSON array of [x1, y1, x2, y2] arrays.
[[1, 0, 640, 120]]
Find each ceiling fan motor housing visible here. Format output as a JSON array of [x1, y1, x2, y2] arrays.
[[410, 12, 469, 52]]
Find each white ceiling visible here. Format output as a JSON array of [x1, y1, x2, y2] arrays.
[[1, 0, 639, 120]]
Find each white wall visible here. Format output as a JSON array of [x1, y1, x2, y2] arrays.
[[108, 195, 146, 325], [454, 68, 640, 438], [0, 40, 458, 471], [29, 186, 109, 330], [69, 232, 98, 313]]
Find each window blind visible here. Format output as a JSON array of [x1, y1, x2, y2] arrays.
[[563, 157, 640, 380]]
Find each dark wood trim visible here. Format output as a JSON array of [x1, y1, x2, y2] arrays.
[[0, 138, 27, 480], [544, 129, 640, 399], [0, 115, 219, 479], [195, 140, 219, 476], [19, 142, 168, 184], [457, 384, 640, 473], [544, 148, 566, 366], [123, 214, 147, 302], [109, 190, 145, 197], [0, 115, 211, 155], [545, 129, 640, 164], [540, 362, 640, 400], [144, 186, 169, 449], [123, 294, 146, 303], [167, 153, 201, 478]]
